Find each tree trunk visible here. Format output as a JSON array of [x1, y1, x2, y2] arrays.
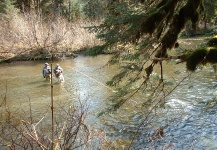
[[204, 20, 207, 29]]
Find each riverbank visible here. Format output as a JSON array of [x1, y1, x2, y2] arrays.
[[0, 51, 78, 63], [0, 47, 88, 63], [0, 35, 211, 63], [0, 14, 101, 63]]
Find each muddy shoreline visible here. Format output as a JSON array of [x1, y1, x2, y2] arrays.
[[0, 50, 80, 63]]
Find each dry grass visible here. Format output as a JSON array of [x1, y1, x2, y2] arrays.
[[0, 12, 101, 59]]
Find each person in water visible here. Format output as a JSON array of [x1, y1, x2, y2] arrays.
[[42, 62, 51, 78], [53, 64, 63, 78]]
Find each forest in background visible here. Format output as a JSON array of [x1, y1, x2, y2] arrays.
[[0, 0, 112, 61], [0, 0, 217, 61]]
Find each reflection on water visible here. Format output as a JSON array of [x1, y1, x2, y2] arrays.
[[0, 55, 217, 149]]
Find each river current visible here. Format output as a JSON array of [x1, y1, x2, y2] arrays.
[[0, 50, 217, 149]]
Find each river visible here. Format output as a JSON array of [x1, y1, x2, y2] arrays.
[[0, 41, 217, 149]]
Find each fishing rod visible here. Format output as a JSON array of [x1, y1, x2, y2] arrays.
[[66, 66, 115, 92]]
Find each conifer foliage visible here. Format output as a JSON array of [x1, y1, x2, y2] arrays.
[[87, 0, 217, 112]]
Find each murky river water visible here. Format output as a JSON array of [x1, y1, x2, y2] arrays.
[[0, 46, 217, 149]]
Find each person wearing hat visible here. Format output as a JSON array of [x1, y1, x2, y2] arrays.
[[42, 62, 51, 78], [54, 64, 63, 78]]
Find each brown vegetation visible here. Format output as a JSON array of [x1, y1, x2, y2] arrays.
[[0, 94, 113, 149], [0, 12, 101, 62]]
